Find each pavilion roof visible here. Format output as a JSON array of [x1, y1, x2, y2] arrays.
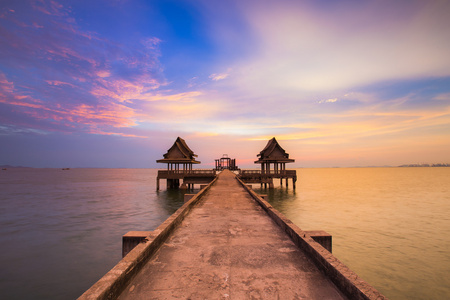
[[254, 137, 295, 164], [156, 137, 201, 164]]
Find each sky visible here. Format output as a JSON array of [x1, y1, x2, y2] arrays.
[[1, 0, 450, 168]]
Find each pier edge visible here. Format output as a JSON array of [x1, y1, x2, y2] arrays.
[[236, 176, 387, 300], [78, 177, 218, 300]]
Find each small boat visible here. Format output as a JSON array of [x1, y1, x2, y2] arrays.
[[62, 168, 70, 170]]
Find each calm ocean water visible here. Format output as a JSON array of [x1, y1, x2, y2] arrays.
[[0, 167, 449, 299]]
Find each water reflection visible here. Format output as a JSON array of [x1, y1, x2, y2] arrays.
[[0, 168, 191, 300], [154, 188, 199, 216], [1, 167, 449, 300], [251, 168, 450, 300], [253, 185, 297, 211]]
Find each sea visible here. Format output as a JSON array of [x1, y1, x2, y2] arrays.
[[0, 167, 449, 299]]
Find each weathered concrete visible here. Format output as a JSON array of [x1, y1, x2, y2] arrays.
[[183, 193, 195, 203], [80, 170, 386, 300], [117, 170, 348, 299], [122, 231, 152, 258], [238, 177, 386, 300], [305, 230, 332, 253], [78, 177, 218, 300]]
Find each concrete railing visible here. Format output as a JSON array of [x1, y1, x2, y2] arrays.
[[240, 169, 296, 176], [235, 176, 387, 300], [78, 178, 218, 300], [157, 169, 216, 176]]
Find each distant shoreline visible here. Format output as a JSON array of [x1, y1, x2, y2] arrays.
[[2, 164, 449, 169], [398, 163, 450, 168]]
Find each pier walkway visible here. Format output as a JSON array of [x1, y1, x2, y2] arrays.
[[118, 170, 346, 299]]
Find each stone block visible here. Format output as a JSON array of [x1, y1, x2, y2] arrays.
[[304, 230, 332, 253], [122, 231, 152, 257], [184, 194, 196, 203]]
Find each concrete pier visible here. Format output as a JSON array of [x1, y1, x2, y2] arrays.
[[79, 170, 386, 300], [120, 170, 344, 299]]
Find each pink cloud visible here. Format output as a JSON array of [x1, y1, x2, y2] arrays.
[[1, 72, 138, 133], [88, 129, 148, 138], [0, 73, 14, 94], [0, 1, 166, 137], [141, 91, 203, 102], [32, 22, 43, 29], [209, 73, 229, 81], [45, 80, 77, 88], [90, 77, 161, 103], [31, 0, 68, 17]]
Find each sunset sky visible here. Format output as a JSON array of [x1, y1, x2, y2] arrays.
[[1, 0, 449, 168]]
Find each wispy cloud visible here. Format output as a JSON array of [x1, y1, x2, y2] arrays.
[[31, 0, 69, 17], [1, 71, 138, 134], [213, 0, 450, 94], [0, 1, 172, 137], [318, 98, 338, 104], [1, 0, 450, 167], [209, 73, 229, 81]]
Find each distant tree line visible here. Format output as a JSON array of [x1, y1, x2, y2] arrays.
[[398, 163, 450, 167]]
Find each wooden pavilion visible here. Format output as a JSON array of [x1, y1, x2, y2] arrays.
[[255, 137, 295, 174], [239, 137, 297, 188], [156, 137, 200, 172], [156, 137, 214, 190], [214, 154, 239, 171]]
